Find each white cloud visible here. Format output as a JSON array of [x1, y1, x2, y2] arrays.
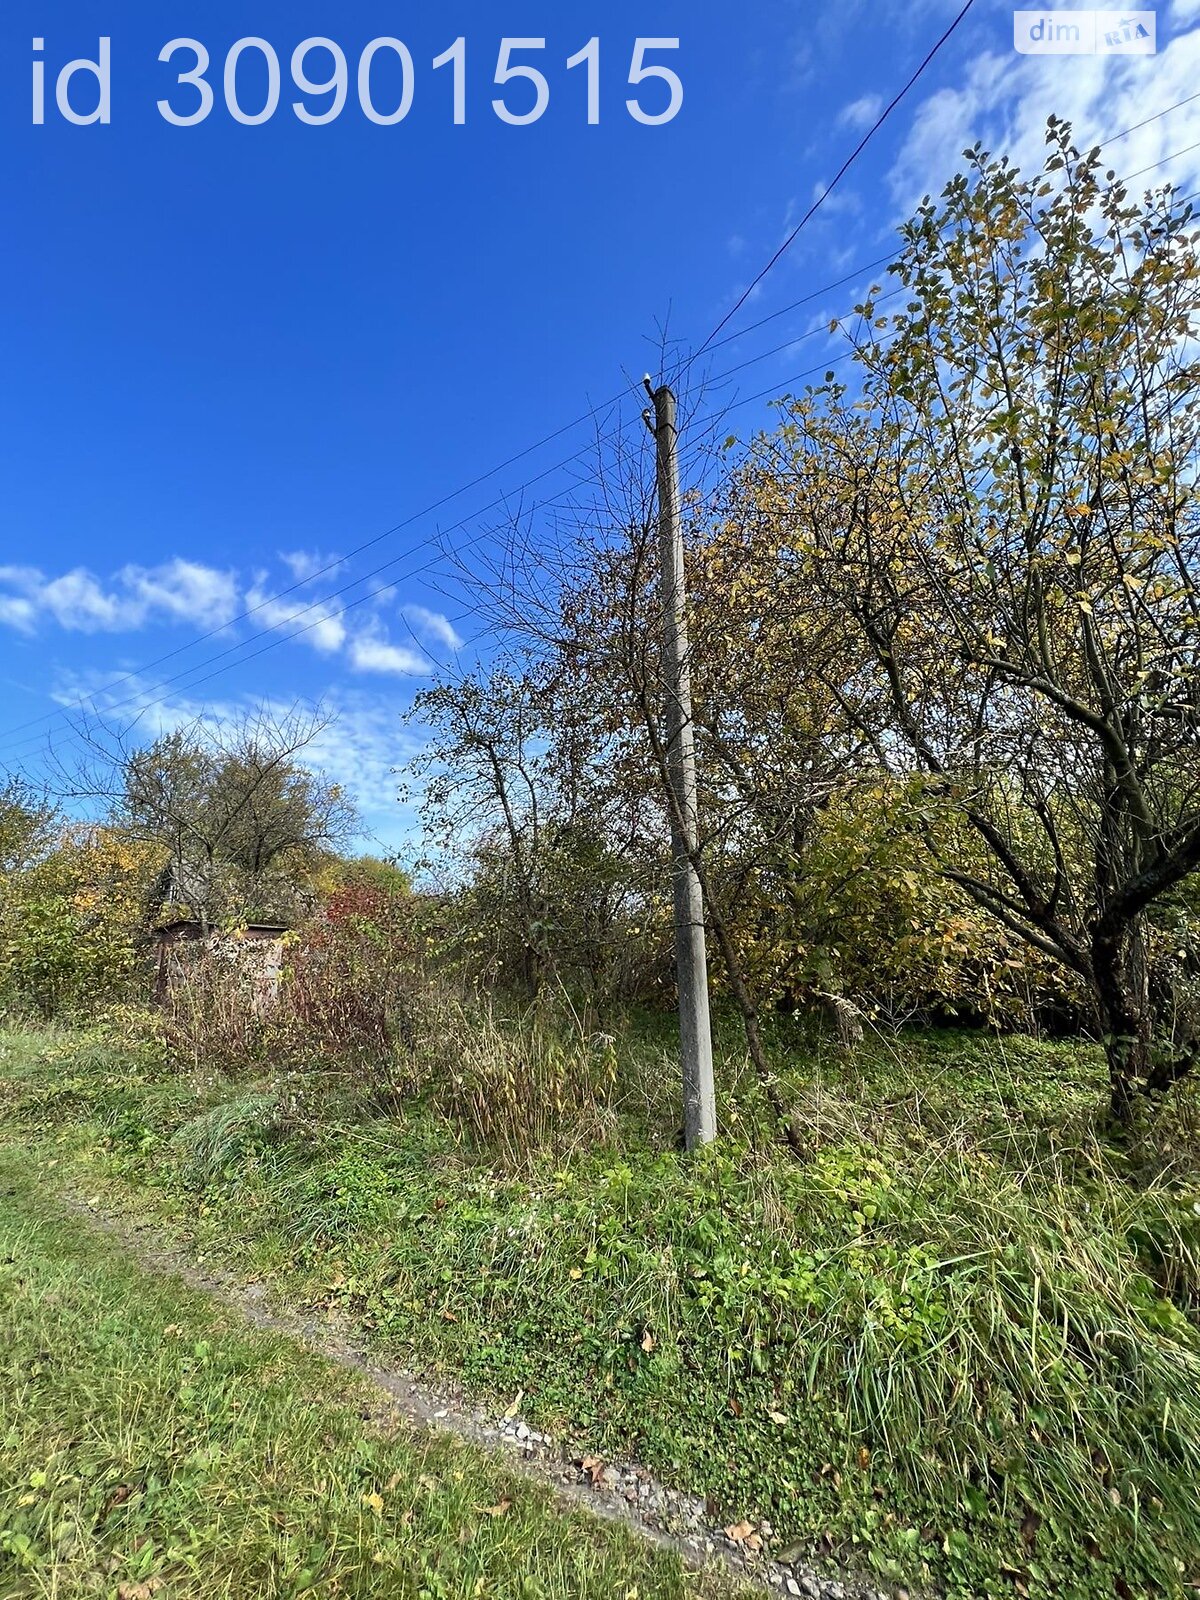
[[402, 604, 463, 652], [838, 92, 883, 130], [0, 551, 453, 687], [0, 559, 239, 635], [297, 694, 428, 834], [811, 179, 861, 216], [279, 549, 344, 584], [348, 622, 429, 677], [889, 26, 1200, 215], [245, 582, 347, 655], [120, 559, 239, 629], [0, 565, 43, 588], [0, 594, 37, 633], [33, 569, 145, 632], [47, 670, 429, 850]]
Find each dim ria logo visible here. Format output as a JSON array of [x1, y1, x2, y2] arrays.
[[1014, 10, 1156, 53]]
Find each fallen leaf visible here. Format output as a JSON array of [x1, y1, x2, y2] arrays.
[[858, 1447, 871, 1470], [503, 1389, 525, 1420], [478, 1497, 512, 1517], [362, 1491, 384, 1514], [641, 1331, 656, 1353], [768, 1410, 789, 1426], [725, 1520, 755, 1545], [581, 1455, 605, 1483]]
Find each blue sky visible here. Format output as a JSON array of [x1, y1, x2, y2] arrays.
[[2, 0, 1199, 853]]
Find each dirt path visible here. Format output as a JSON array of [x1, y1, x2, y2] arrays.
[[64, 1190, 899, 1600]]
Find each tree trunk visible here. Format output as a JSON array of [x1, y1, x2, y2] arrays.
[[521, 938, 542, 1000], [1092, 916, 1152, 1124]]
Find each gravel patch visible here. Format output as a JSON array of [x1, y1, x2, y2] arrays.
[[66, 1189, 915, 1600]]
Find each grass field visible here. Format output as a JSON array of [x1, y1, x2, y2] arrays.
[[3, 1019, 1200, 1599], [0, 1147, 743, 1600]]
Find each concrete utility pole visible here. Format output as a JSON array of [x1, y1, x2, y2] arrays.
[[645, 379, 716, 1149]]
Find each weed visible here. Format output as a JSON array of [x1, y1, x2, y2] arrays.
[[435, 1001, 619, 1167]]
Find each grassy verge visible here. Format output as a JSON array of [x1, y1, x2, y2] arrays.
[[3, 1021, 1200, 1599], [0, 1145, 742, 1600]]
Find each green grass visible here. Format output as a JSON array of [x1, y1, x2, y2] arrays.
[[0, 1147, 742, 1600], [4, 1021, 1200, 1599]]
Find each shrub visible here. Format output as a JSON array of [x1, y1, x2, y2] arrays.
[[287, 885, 424, 1065], [159, 885, 431, 1092], [0, 828, 163, 1019]]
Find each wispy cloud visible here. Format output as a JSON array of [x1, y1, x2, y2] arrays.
[[402, 604, 463, 652], [121, 559, 240, 629], [0, 554, 454, 682], [889, 24, 1200, 214], [0, 560, 239, 635], [0, 593, 38, 634], [838, 92, 883, 130], [48, 671, 429, 848], [348, 622, 429, 677], [245, 581, 347, 655], [278, 549, 344, 585], [810, 179, 861, 216]]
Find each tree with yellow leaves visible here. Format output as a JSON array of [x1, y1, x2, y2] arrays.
[[761, 121, 1200, 1120]]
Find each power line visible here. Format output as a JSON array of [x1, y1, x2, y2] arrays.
[[0, 258, 901, 752], [3, 78, 1198, 759], [0, 447, 612, 763], [18, 343, 869, 762], [1100, 90, 1200, 147], [1125, 141, 1200, 185], [0, 391, 645, 748], [3, 301, 886, 768], [693, 0, 978, 361], [0, 257, 910, 753]]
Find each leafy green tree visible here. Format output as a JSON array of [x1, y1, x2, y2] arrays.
[[407, 664, 667, 1002], [0, 777, 57, 875], [91, 709, 357, 932], [766, 123, 1200, 1118], [0, 825, 164, 1016], [408, 669, 552, 996]]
